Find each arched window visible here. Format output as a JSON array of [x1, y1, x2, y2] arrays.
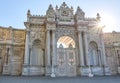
[[89, 41, 99, 66], [30, 39, 44, 66]]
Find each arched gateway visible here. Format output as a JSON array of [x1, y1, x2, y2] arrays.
[[56, 36, 76, 76], [22, 2, 109, 76]]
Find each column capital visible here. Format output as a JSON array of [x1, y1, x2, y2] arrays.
[[26, 29, 30, 33], [24, 22, 30, 28], [45, 29, 50, 32]]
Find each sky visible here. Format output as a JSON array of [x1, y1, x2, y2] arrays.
[[0, 0, 120, 32]]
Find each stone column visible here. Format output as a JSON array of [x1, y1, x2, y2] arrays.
[[45, 30, 51, 76], [51, 30, 56, 77], [101, 34, 107, 66], [24, 31, 30, 65], [22, 30, 31, 75], [78, 31, 84, 66], [83, 32, 89, 66], [46, 30, 51, 66]]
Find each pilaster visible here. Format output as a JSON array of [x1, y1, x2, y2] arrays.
[[24, 30, 30, 65], [51, 30, 56, 77], [78, 31, 84, 66], [45, 30, 51, 76], [46, 30, 51, 66], [83, 31, 89, 66], [22, 30, 30, 75]]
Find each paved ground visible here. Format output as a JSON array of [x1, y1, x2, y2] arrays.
[[0, 75, 120, 83]]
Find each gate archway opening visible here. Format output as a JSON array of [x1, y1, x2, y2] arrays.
[[56, 36, 76, 76], [57, 36, 75, 48]]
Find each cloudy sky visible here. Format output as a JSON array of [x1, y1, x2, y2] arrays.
[[0, 0, 119, 32]]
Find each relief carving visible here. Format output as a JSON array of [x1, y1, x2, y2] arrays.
[[30, 27, 45, 48], [56, 2, 74, 22], [13, 46, 24, 60], [2, 29, 11, 40], [13, 31, 25, 43]]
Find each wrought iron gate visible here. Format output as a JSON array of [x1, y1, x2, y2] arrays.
[[56, 44, 76, 76]]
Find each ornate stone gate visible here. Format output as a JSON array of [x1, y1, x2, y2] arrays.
[[22, 2, 109, 76]]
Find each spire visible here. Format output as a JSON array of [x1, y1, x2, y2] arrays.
[[46, 4, 54, 15], [48, 4, 54, 10], [56, 5, 58, 10], [62, 2, 67, 7], [60, 2, 68, 8], [27, 9, 31, 16], [46, 4, 54, 14], [77, 6, 81, 11], [76, 6, 83, 13], [27, 9, 31, 21], [71, 6, 73, 10], [96, 13, 101, 21], [46, 4, 55, 21], [75, 6, 85, 20]]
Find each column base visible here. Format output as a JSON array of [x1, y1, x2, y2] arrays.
[[2, 64, 10, 75], [22, 65, 45, 76], [103, 66, 111, 75], [88, 72, 94, 77], [10, 61, 22, 75], [79, 66, 108, 76], [118, 67, 120, 74], [50, 66, 56, 77], [51, 73, 55, 77], [45, 66, 51, 76]]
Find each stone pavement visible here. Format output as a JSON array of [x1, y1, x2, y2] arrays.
[[0, 75, 120, 83]]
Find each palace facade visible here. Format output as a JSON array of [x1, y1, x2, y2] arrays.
[[0, 2, 119, 77]]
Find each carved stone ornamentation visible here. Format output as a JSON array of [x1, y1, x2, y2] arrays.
[[29, 27, 45, 48], [55, 2, 74, 22], [75, 6, 85, 20], [0, 2, 117, 76]]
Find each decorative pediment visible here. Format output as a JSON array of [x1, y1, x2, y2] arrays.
[[56, 2, 74, 22], [59, 2, 69, 16]]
